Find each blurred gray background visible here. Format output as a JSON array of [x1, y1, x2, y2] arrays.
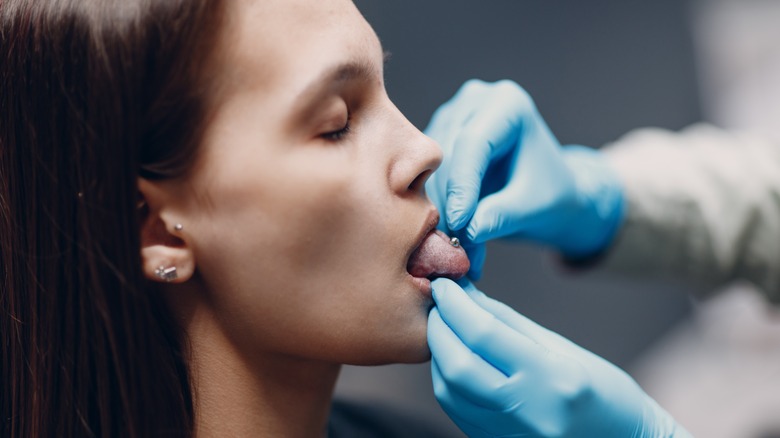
[[337, 1, 702, 436]]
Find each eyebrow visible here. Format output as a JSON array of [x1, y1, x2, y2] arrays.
[[294, 58, 381, 107]]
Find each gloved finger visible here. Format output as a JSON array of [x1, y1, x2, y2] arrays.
[[431, 360, 506, 438], [458, 279, 483, 298], [469, 290, 554, 344], [466, 174, 565, 245], [445, 109, 524, 232], [463, 240, 485, 281], [465, 187, 530, 244], [428, 308, 507, 402], [424, 81, 484, 148], [433, 360, 538, 438], [464, 113, 569, 244], [426, 80, 506, 234], [432, 278, 541, 377], [445, 81, 537, 232], [426, 119, 464, 169], [425, 107, 471, 229], [467, 288, 583, 354], [423, 99, 459, 143]]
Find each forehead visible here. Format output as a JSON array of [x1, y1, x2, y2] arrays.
[[218, 0, 382, 98]]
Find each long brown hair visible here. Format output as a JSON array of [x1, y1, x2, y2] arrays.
[[0, 0, 223, 436]]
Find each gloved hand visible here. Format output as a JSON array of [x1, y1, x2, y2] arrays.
[[428, 278, 690, 438], [425, 79, 624, 278]]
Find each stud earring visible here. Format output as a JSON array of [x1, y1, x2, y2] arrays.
[[155, 265, 178, 282], [174, 223, 184, 231], [450, 237, 461, 248]]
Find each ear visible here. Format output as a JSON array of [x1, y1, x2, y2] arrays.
[[138, 178, 196, 283]]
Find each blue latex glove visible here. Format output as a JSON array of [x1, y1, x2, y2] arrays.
[[428, 278, 691, 438], [425, 79, 624, 278]]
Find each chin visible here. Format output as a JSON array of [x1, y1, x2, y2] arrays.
[[388, 313, 432, 363], [389, 339, 432, 364], [404, 347, 432, 364], [345, 345, 431, 366], [341, 325, 431, 366]]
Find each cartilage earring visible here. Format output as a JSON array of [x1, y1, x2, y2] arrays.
[[155, 265, 178, 282], [174, 223, 184, 231], [450, 237, 460, 248]]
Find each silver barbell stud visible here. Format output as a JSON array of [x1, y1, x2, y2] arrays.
[[155, 265, 178, 282]]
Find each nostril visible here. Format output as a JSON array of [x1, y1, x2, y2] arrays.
[[408, 169, 433, 193]]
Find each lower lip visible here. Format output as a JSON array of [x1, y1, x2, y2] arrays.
[[408, 274, 432, 296]]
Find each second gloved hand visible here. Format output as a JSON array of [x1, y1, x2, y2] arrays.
[[428, 278, 690, 438], [425, 80, 625, 276]]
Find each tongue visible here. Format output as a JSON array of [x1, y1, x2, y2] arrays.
[[407, 230, 470, 280]]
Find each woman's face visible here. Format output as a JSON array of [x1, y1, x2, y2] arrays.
[[170, 0, 445, 364]]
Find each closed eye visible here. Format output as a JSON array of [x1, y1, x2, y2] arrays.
[[321, 116, 352, 142]]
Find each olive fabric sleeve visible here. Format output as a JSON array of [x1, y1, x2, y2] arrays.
[[599, 124, 780, 303]]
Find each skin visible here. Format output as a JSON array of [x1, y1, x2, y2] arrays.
[[138, 0, 443, 436]]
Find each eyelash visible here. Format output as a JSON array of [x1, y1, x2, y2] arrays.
[[321, 113, 352, 142]]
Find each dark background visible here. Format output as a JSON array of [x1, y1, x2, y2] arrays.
[[336, 1, 702, 435]]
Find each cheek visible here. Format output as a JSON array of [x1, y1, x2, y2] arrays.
[[196, 165, 361, 282], [192, 165, 375, 301], [197, 185, 428, 361], [186, 148, 429, 363]]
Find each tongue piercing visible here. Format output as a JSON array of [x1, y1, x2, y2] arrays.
[[155, 265, 178, 282], [450, 237, 460, 248]]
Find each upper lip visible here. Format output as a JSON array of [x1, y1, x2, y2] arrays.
[[407, 208, 440, 269]]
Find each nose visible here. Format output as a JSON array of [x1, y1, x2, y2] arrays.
[[389, 110, 443, 197]]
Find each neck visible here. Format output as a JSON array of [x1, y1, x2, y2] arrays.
[[182, 302, 340, 438]]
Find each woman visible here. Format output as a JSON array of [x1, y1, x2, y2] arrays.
[[0, 0, 468, 436]]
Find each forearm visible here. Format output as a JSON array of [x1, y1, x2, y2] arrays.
[[599, 124, 780, 302]]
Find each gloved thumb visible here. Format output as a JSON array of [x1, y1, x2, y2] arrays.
[[465, 189, 528, 243], [445, 163, 486, 232]]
